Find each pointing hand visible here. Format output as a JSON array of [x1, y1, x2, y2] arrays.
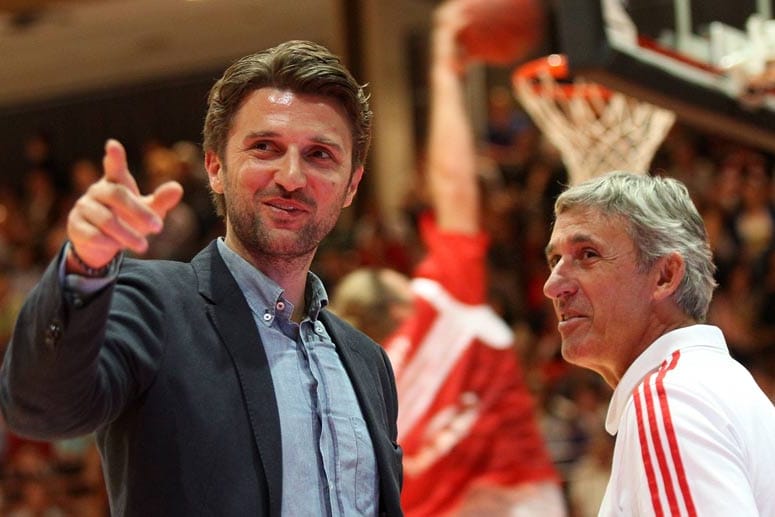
[[66, 139, 184, 273]]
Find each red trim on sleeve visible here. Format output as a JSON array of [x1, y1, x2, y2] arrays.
[[656, 351, 698, 516], [634, 350, 698, 517], [646, 368, 681, 513], [634, 371, 666, 517]]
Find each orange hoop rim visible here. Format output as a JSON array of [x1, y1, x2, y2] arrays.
[[512, 53, 613, 99]]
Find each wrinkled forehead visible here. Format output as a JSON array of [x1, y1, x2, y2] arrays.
[[548, 207, 633, 252], [552, 205, 623, 233]]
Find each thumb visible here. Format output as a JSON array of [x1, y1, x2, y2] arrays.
[[146, 181, 184, 219]]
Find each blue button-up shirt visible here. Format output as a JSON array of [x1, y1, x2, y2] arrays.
[[218, 239, 378, 516]]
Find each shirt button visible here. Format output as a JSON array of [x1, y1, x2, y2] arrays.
[[276, 301, 285, 311], [314, 322, 325, 334], [263, 313, 272, 322]]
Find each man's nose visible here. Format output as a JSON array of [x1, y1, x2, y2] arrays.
[[274, 149, 306, 191], [543, 258, 575, 300]]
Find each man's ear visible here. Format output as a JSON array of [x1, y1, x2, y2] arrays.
[[653, 252, 685, 302], [205, 150, 223, 193], [343, 166, 364, 207]]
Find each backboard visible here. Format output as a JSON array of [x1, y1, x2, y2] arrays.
[[553, 0, 775, 153]]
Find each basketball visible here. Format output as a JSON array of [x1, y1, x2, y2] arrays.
[[455, 0, 546, 65]]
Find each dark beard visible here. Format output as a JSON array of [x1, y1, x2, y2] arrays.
[[224, 189, 341, 269], [239, 214, 321, 260]]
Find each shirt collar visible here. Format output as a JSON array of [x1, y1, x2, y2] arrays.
[[605, 324, 728, 435], [216, 238, 328, 323]]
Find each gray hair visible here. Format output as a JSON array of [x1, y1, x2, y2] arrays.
[[553, 171, 717, 321]]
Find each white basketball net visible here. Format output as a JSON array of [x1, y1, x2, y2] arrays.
[[513, 55, 676, 185]]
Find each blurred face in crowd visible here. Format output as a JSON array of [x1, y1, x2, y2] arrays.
[[543, 207, 659, 387], [205, 87, 363, 265]]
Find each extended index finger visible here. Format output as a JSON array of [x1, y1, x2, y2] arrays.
[[103, 139, 140, 195]]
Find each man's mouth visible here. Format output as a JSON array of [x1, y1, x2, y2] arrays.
[[265, 199, 308, 213], [559, 310, 585, 323]]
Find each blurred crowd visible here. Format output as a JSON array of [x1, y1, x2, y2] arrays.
[[0, 88, 774, 515]]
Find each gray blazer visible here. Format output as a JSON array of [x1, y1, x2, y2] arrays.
[[0, 241, 403, 516]]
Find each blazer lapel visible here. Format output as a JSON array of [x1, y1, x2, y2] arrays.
[[192, 242, 283, 515], [320, 312, 402, 515], [320, 312, 389, 439]]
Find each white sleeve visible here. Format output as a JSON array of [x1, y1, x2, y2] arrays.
[[603, 375, 759, 516]]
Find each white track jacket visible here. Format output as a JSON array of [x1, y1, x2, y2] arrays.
[[600, 325, 775, 516]]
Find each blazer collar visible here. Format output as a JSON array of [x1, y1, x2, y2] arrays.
[[320, 312, 387, 429], [192, 242, 396, 514], [321, 312, 400, 514], [192, 241, 283, 516]]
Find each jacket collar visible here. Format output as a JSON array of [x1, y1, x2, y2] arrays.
[[192, 241, 283, 516]]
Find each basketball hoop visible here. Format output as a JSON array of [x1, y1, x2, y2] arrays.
[[512, 54, 676, 185], [732, 60, 775, 109]]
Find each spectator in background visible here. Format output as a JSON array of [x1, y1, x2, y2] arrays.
[[21, 131, 67, 197], [21, 168, 58, 259], [171, 140, 224, 244], [0, 263, 24, 356], [141, 143, 201, 260], [748, 347, 775, 403], [732, 154, 775, 269], [330, 2, 564, 515], [565, 429, 614, 517], [757, 249, 775, 348], [707, 259, 761, 359], [66, 158, 101, 200], [483, 85, 532, 175], [3, 443, 65, 517]]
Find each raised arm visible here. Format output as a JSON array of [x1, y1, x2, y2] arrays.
[[0, 139, 185, 438], [426, 2, 480, 234]]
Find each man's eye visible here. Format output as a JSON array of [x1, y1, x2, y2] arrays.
[[253, 142, 273, 151], [580, 249, 599, 260], [308, 148, 333, 160], [547, 256, 559, 269]]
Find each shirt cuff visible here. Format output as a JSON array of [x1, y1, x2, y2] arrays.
[[59, 242, 122, 297]]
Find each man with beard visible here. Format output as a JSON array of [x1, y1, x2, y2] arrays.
[[0, 40, 403, 517]]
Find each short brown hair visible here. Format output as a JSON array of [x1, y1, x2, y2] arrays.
[[202, 40, 373, 216]]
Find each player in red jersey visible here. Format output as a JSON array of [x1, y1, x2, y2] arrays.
[[330, 1, 564, 515]]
